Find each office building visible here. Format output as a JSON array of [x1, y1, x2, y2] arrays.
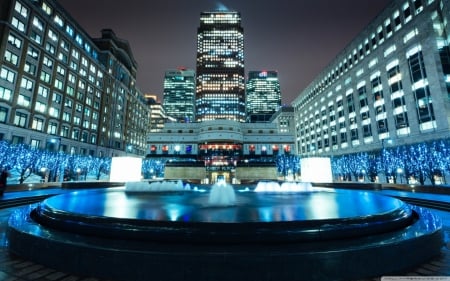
[[270, 105, 295, 134], [147, 120, 295, 183], [163, 68, 195, 122], [246, 70, 281, 122], [145, 94, 169, 132], [195, 10, 246, 122], [292, 0, 450, 157], [0, 0, 149, 156]]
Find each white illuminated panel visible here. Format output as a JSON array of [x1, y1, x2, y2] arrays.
[[110, 157, 142, 182], [301, 157, 333, 183]]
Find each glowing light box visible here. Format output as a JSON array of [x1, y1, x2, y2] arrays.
[[300, 157, 333, 183], [110, 157, 142, 182]]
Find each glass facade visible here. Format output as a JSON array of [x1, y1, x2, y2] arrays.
[[246, 71, 281, 122], [195, 11, 246, 122], [163, 69, 195, 123]]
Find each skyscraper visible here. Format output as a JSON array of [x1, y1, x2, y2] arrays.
[[195, 10, 245, 122], [163, 68, 195, 123], [246, 71, 281, 122]]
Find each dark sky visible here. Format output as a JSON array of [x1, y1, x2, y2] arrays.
[[58, 0, 392, 104]]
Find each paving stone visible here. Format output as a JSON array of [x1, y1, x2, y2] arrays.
[[15, 263, 44, 277], [27, 267, 56, 279], [43, 271, 70, 281]]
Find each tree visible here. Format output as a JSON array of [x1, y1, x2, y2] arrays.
[[142, 158, 166, 179], [10, 144, 40, 184], [366, 153, 379, 182], [276, 154, 300, 179], [347, 152, 370, 182], [91, 157, 111, 180]]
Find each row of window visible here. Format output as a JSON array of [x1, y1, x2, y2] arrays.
[[14, 0, 98, 60], [0, 106, 97, 143], [7, 29, 103, 87], [296, 0, 432, 109], [3, 1, 113, 138], [297, 49, 436, 153], [1, 0, 148, 153], [0, 133, 98, 157], [149, 143, 289, 155]]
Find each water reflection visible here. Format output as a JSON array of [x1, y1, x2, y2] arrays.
[[40, 188, 408, 224]]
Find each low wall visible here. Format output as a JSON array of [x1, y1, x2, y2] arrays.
[[61, 181, 124, 189], [313, 182, 382, 191], [4, 181, 125, 192], [5, 182, 61, 192], [313, 182, 450, 195], [235, 166, 278, 183], [164, 166, 206, 182]]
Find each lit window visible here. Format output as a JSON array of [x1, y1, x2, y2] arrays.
[[14, 1, 28, 18], [0, 86, 11, 102], [42, 2, 52, 15], [11, 17, 25, 32], [54, 14, 64, 27], [0, 67, 15, 83]]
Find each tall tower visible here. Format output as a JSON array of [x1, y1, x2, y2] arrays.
[[195, 10, 245, 122], [246, 71, 282, 122], [163, 68, 196, 123]]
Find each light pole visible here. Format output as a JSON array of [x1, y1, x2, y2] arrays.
[[397, 168, 403, 184]]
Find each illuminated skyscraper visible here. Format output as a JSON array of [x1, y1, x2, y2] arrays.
[[163, 68, 195, 122], [246, 71, 281, 122], [195, 10, 245, 122]]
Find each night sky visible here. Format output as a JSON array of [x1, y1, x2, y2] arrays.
[[58, 0, 392, 104]]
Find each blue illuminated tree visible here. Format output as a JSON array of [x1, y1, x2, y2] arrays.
[[416, 140, 449, 185], [331, 156, 344, 181], [346, 152, 370, 182], [90, 157, 111, 180], [339, 154, 353, 181], [0, 141, 12, 169], [142, 158, 166, 179], [366, 153, 379, 182], [438, 139, 450, 183], [10, 144, 40, 183], [392, 145, 410, 184], [407, 143, 430, 185], [276, 154, 300, 179]]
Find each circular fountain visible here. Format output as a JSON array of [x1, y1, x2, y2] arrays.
[[7, 181, 443, 281]]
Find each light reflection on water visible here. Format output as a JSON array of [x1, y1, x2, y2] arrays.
[[40, 188, 408, 224]]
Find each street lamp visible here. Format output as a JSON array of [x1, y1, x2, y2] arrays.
[[49, 137, 62, 152], [360, 169, 366, 182], [40, 167, 47, 183], [397, 168, 403, 184], [381, 138, 392, 149], [174, 145, 181, 155]]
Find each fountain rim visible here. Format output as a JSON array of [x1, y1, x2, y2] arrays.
[[30, 187, 417, 244]]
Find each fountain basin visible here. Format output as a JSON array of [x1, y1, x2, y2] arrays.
[[28, 188, 414, 243], [7, 186, 444, 281]]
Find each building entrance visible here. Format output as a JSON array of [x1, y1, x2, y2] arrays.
[[209, 172, 232, 184]]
